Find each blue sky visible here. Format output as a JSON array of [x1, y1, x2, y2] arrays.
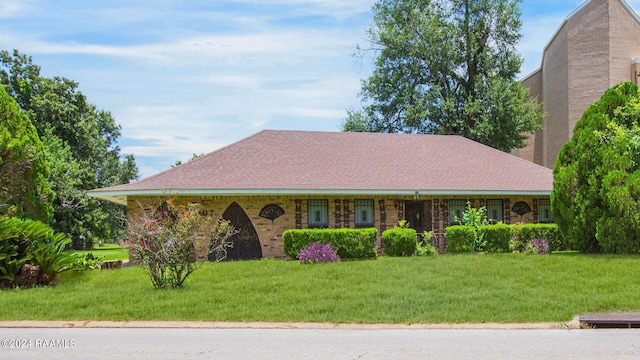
[[0, 0, 635, 178]]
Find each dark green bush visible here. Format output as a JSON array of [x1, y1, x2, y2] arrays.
[[552, 82, 640, 253], [0, 216, 76, 288], [481, 224, 512, 253], [445, 225, 476, 252], [382, 228, 417, 256], [283, 228, 377, 260], [510, 224, 566, 252]]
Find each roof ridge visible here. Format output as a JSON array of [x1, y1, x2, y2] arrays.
[[261, 129, 459, 138], [454, 136, 553, 171]]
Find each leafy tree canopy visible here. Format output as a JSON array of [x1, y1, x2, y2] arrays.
[[0, 86, 53, 222], [552, 81, 640, 254], [0, 49, 139, 248], [344, 0, 544, 152]]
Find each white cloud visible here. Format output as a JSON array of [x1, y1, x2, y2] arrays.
[[229, 0, 371, 18], [0, 0, 30, 17]]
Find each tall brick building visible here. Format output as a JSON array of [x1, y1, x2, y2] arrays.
[[514, 0, 640, 168]]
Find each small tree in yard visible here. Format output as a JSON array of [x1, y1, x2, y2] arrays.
[[456, 202, 488, 252], [129, 199, 236, 289]]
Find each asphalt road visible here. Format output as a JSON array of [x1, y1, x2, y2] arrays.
[[1, 327, 640, 360]]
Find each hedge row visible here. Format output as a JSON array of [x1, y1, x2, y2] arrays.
[[510, 224, 566, 252], [445, 223, 567, 253], [283, 228, 378, 260], [445, 225, 476, 253], [381, 228, 417, 256]]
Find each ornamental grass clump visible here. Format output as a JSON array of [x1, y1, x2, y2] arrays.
[[297, 242, 340, 264], [526, 237, 551, 255]]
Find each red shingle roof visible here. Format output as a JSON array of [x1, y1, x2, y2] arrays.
[[89, 130, 553, 205]]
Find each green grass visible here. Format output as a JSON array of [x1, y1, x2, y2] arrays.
[[3, 253, 640, 324], [69, 243, 129, 262]]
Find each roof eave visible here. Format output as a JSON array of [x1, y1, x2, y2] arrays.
[[88, 188, 552, 206]]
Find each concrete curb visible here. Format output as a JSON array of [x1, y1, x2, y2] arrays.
[[0, 317, 581, 330]]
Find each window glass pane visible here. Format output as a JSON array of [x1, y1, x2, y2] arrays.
[[354, 200, 374, 227], [486, 199, 504, 223], [539, 199, 554, 223], [449, 200, 467, 224], [308, 200, 328, 228]]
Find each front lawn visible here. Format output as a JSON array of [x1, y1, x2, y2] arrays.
[[3, 254, 640, 323], [70, 243, 129, 262]]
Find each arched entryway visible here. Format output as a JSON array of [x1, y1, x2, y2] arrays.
[[210, 202, 262, 261]]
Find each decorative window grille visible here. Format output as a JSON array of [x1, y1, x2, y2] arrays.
[[354, 200, 374, 228], [308, 200, 328, 228], [449, 200, 467, 224], [538, 199, 554, 223], [486, 199, 504, 223]]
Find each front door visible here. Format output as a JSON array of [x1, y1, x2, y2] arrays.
[[405, 201, 424, 234], [210, 202, 263, 261], [405, 200, 432, 235]]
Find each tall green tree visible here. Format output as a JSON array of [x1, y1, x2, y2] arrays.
[[552, 82, 640, 254], [345, 0, 543, 152], [0, 50, 139, 248], [0, 86, 53, 222]]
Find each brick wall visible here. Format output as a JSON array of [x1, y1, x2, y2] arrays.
[[127, 195, 549, 259], [521, 0, 640, 168]]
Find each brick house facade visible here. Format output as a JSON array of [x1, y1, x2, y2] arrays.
[[125, 194, 551, 258], [91, 130, 554, 259]]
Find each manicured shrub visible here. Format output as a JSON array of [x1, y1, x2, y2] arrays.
[[382, 228, 417, 256], [480, 224, 512, 253], [510, 224, 565, 252], [297, 242, 340, 264], [445, 225, 476, 253], [283, 229, 320, 258], [331, 228, 378, 259], [526, 237, 551, 255], [283, 228, 377, 260]]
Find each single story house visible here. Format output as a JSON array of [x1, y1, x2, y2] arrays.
[[89, 130, 554, 259]]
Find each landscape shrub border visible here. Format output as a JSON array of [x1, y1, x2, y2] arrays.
[[283, 228, 378, 260], [510, 224, 566, 252], [445, 225, 476, 253], [381, 228, 417, 256], [445, 223, 566, 253], [480, 224, 511, 253]]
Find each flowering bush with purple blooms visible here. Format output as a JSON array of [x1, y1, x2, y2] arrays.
[[297, 242, 340, 264], [526, 237, 550, 255]]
